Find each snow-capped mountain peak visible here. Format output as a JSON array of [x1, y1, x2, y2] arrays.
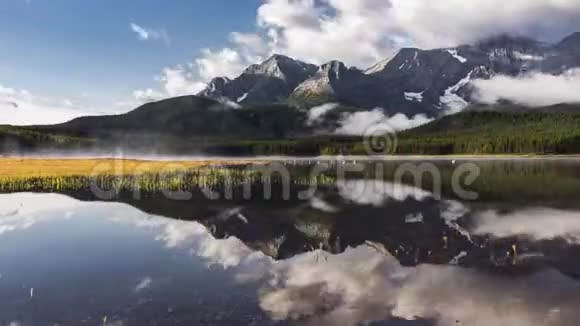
[[198, 54, 317, 105], [199, 31, 580, 117]]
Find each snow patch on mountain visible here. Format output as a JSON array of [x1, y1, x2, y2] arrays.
[[513, 51, 545, 61], [440, 71, 474, 114], [237, 93, 249, 103], [446, 49, 467, 63], [216, 97, 242, 109], [488, 48, 510, 59], [404, 92, 424, 103], [245, 56, 288, 80]]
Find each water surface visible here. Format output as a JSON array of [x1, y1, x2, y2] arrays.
[[2, 159, 580, 325]]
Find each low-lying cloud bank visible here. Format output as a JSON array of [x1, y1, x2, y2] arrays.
[[337, 180, 432, 206], [472, 69, 580, 107], [307, 104, 433, 135], [307, 103, 340, 125], [470, 208, 580, 243], [335, 109, 433, 135]]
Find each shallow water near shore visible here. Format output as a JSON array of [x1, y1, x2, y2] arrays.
[[1, 159, 580, 325]]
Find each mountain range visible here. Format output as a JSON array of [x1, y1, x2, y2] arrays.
[[198, 32, 580, 117], [3, 32, 580, 156]]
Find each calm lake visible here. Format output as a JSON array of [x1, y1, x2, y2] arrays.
[[2, 159, 580, 325]]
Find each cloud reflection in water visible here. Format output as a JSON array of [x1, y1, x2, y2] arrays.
[[2, 193, 580, 325]]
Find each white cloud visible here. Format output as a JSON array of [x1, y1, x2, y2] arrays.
[[133, 41, 262, 103], [338, 180, 432, 206], [195, 48, 248, 81], [130, 23, 171, 45], [0, 193, 82, 235], [152, 219, 266, 270], [158, 66, 207, 97], [472, 69, 580, 106], [257, 246, 580, 326], [0, 193, 159, 235], [335, 109, 432, 135], [0, 84, 99, 125], [134, 277, 153, 292], [132, 66, 205, 104], [252, 0, 580, 68], [470, 208, 580, 243], [229, 32, 270, 64], [130, 23, 149, 40], [307, 103, 339, 125], [257, 0, 396, 67], [132, 88, 164, 102], [387, 0, 580, 49], [513, 51, 545, 61], [133, 64, 210, 104]]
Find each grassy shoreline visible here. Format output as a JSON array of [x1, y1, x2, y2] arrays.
[[0, 158, 266, 178], [2, 154, 580, 179], [2, 156, 580, 204]]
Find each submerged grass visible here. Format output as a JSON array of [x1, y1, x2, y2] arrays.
[[0, 158, 263, 178], [0, 158, 257, 192], [0, 158, 338, 193]]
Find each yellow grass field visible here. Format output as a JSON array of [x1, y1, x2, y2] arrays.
[[0, 158, 263, 178]]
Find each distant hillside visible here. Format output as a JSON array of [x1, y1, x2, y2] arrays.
[[43, 95, 310, 139], [203, 108, 580, 156], [0, 95, 320, 155], [395, 105, 580, 155], [0, 125, 95, 153], [3, 101, 580, 156]]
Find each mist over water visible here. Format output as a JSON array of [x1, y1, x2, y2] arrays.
[[8, 151, 580, 162]]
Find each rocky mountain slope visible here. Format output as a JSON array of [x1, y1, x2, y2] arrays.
[[198, 54, 317, 105], [199, 32, 580, 117]]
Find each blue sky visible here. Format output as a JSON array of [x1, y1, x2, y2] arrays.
[[0, 0, 260, 107]]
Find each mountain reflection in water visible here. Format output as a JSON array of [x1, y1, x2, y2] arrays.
[[1, 159, 580, 325]]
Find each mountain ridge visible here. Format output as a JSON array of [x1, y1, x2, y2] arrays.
[[198, 54, 318, 105], [198, 32, 580, 117]]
